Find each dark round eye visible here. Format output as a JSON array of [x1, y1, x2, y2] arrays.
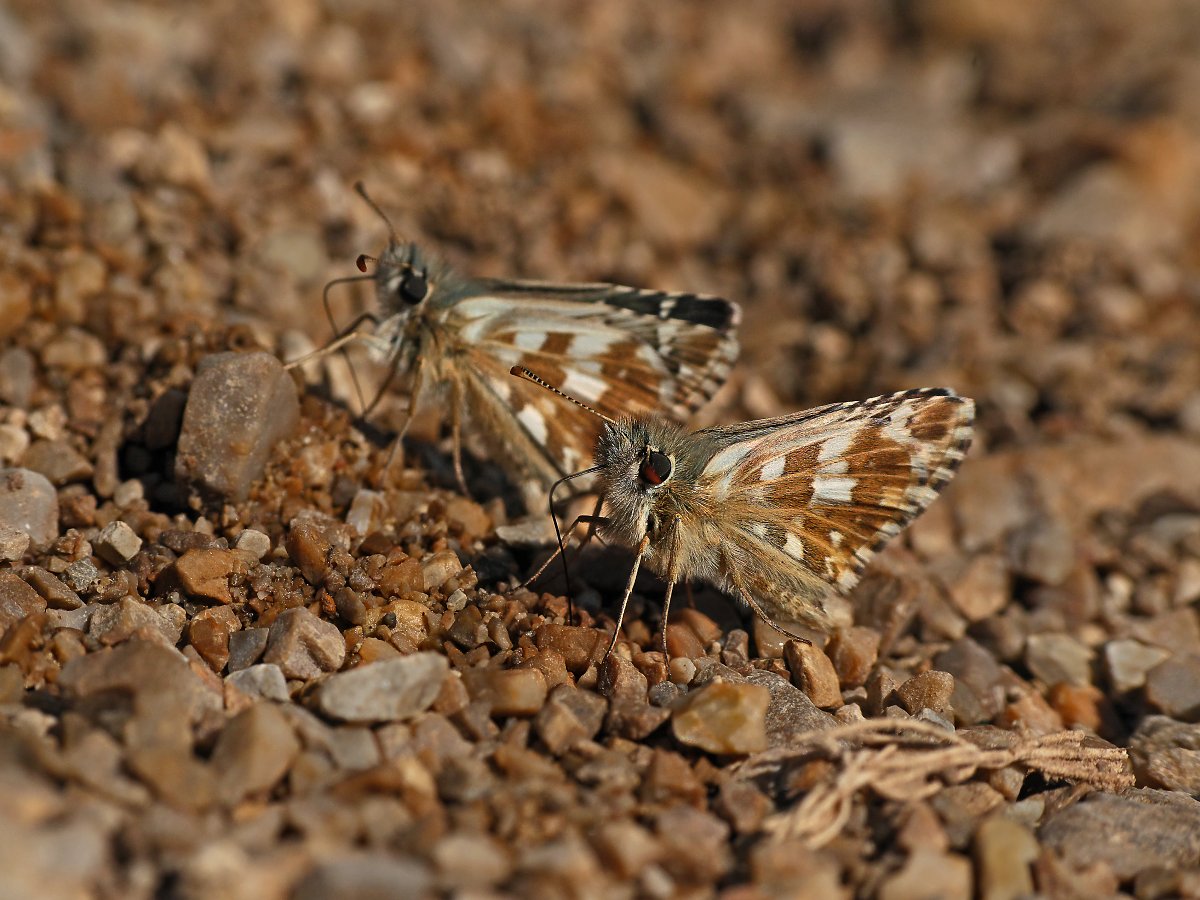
[[399, 271, 428, 304], [639, 450, 673, 486]]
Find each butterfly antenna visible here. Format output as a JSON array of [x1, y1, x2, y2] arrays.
[[354, 181, 400, 244], [509, 366, 617, 425]]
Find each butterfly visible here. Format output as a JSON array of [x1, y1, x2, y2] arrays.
[[511, 366, 975, 656], [296, 184, 740, 494]]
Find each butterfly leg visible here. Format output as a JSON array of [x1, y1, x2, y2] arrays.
[[605, 534, 651, 658], [659, 580, 677, 659], [514, 514, 609, 591], [721, 551, 812, 647], [282, 326, 373, 371], [448, 381, 470, 497], [379, 357, 425, 478]]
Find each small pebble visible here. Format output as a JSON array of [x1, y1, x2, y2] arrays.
[[1145, 655, 1200, 720], [0, 572, 47, 631], [227, 627, 270, 672], [465, 667, 548, 717], [671, 680, 769, 755], [211, 702, 300, 805], [315, 652, 448, 722], [895, 670, 955, 717], [420, 550, 463, 592], [111, 479, 144, 508], [94, 520, 143, 565], [1104, 638, 1170, 693], [233, 528, 271, 560], [22, 566, 83, 610], [0, 467, 58, 551], [826, 627, 880, 688], [1025, 633, 1094, 687], [533, 684, 607, 754], [0, 524, 30, 561], [878, 849, 972, 900], [263, 607, 347, 680], [174, 549, 247, 604], [226, 664, 290, 703], [784, 640, 842, 709], [22, 440, 93, 485], [62, 558, 100, 594]]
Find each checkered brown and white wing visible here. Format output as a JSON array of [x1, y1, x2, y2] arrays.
[[698, 389, 974, 593], [448, 285, 739, 482]]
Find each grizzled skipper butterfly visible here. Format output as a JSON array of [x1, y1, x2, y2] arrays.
[[511, 366, 975, 656], [290, 184, 739, 493]]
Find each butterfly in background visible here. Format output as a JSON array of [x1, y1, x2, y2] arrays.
[[511, 366, 975, 655], [293, 184, 739, 494]]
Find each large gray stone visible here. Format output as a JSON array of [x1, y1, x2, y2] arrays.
[[174, 352, 299, 502], [0, 468, 57, 551], [315, 652, 448, 723]]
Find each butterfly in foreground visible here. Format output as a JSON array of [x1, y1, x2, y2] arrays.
[[511, 366, 975, 656], [292, 184, 739, 493]]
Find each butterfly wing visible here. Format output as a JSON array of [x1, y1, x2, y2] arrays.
[[444, 282, 739, 484], [697, 390, 974, 612]]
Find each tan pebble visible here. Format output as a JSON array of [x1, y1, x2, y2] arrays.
[[784, 640, 842, 709], [826, 627, 880, 688], [420, 550, 462, 592], [174, 548, 247, 604], [671, 681, 769, 755]]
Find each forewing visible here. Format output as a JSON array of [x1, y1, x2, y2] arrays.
[[699, 390, 975, 592], [456, 283, 739, 419], [445, 285, 738, 481]]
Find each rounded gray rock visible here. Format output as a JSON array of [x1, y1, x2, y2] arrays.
[[315, 652, 448, 723], [174, 351, 300, 502], [0, 467, 58, 551]]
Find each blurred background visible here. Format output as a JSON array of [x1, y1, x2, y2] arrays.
[[6, 3, 1200, 896], [4, 0, 1199, 451]]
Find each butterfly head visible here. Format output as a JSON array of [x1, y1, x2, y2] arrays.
[[596, 416, 703, 541], [372, 242, 434, 313]]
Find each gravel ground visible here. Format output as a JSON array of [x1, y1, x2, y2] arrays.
[[3, 1, 1200, 897]]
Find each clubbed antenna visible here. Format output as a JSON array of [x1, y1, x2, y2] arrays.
[[509, 366, 617, 426]]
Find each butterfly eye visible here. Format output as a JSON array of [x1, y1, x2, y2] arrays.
[[399, 270, 428, 304], [639, 450, 673, 486]]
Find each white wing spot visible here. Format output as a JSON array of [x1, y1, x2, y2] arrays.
[[830, 530, 843, 547], [882, 402, 918, 446], [759, 456, 785, 481], [514, 331, 544, 351], [517, 406, 548, 445], [812, 475, 855, 504], [783, 533, 805, 560], [570, 333, 619, 357], [560, 369, 609, 403], [817, 428, 856, 463], [707, 443, 753, 480]]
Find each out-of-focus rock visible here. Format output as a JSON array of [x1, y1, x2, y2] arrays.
[[175, 352, 300, 502], [315, 653, 447, 722], [263, 607, 346, 680], [0, 468, 58, 551], [672, 680, 768, 755]]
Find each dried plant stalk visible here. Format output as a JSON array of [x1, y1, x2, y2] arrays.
[[733, 720, 1133, 848]]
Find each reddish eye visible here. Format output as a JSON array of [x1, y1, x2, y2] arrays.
[[639, 450, 672, 486]]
